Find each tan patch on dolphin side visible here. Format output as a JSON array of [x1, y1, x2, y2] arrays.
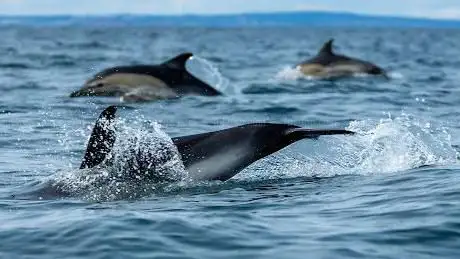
[[121, 85, 180, 102], [91, 73, 177, 98], [298, 63, 366, 78], [297, 64, 327, 76], [120, 94, 164, 102], [102, 73, 170, 89], [325, 64, 364, 74]]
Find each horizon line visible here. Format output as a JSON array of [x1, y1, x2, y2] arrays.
[[0, 10, 459, 22]]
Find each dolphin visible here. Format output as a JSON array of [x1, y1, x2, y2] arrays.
[[297, 39, 387, 79], [79, 106, 354, 182], [69, 53, 222, 101]]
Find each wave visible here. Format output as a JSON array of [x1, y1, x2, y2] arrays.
[[0, 63, 32, 69]]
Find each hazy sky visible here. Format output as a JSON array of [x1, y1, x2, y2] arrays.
[[1, 0, 460, 19]]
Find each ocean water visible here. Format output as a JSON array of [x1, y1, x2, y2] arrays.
[[1, 26, 460, 258]]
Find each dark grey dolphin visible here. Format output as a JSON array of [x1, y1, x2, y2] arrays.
[[80, 106, 354, 182], [297, 39, 387, 78], [70, 53, 221, 101]]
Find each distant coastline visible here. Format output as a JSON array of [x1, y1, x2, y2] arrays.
[[0, 11, 459, 28]]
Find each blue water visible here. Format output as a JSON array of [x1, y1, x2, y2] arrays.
[[1, 26, 460, 258]]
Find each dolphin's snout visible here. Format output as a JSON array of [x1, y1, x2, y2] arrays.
[[69, 87, 92, 97], [368, 65, 385, 75], [70, 90, 82, 97], [70, 89, 83, 97]]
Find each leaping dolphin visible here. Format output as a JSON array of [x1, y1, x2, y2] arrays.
[[297, 39, 387, 79], [79, 106, 354, 182], [70, 53, 222, 101]]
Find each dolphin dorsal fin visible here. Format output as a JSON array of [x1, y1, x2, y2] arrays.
[[80, 106, 117, 169], [162, 52, 194, 70], [319, 39, 334, 55]]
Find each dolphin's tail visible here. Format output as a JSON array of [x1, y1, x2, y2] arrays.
[[79, 106, 118, 169], [286, 128, 354, 142]]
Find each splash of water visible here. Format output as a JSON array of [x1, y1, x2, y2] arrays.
[[48, 117, 188, 201], [387, 71, 404, 79], [107, 118, 187, 182], [187, 55, 231, 93], [274, 66, 305, 81], [238, 113, 457, 180]]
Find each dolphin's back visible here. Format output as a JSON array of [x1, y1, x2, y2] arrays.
[[173, 124, 295, 181], [172, 123, 354, 181], [172, 126, 257, 181]]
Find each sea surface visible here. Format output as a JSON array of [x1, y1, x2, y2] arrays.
[[1, 26, 460, 258]]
